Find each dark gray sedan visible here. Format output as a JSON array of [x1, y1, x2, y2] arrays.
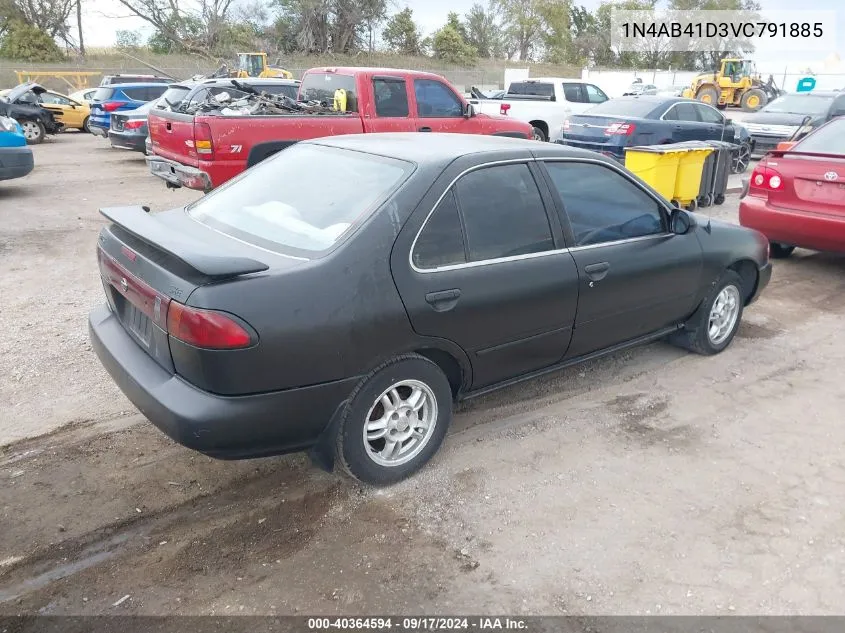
[[89, 134, 772, 485]]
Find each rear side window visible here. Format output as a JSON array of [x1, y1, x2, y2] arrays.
[[188, 144, 410, 257], [374, 78, 409, 117], [562, 83, 585, 102], [668, 103, 700, 122], [300, 73, 358, 112], [508, 82, 554, 99], [93, 87, 115, 101], [122, 87, 162, 101], [413, 191, 466, 269], [455, 164, 554, 261]]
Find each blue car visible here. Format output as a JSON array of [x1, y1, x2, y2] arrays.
[[88, 82, 170, 138], [555, 96, 754, 173], [0, 115, 34, 181]]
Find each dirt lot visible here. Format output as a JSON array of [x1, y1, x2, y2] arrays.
[[1, 133, 844, 616]]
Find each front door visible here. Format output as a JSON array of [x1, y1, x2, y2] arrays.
[[362, 76, 417, 133], [411, 78, 478, 134], [392, 161, 579, 389], [541, 160, 703, 358], [662, 102, 721, 142]]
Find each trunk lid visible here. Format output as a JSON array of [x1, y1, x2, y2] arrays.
[[766, 153, 845, 215], [148, 110, 198, 164], [560, 114, 635, 155], [96, 206, 270, 372]]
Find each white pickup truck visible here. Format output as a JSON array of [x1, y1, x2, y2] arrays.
[[468, 78, 610, 141]]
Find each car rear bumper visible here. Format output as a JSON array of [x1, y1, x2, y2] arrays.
[[147, 155, 211, 191], [739, 195, 845, 253], [0, 146, 34, 180], [109, 130, 147, 152], [89, 304, 360, 459]]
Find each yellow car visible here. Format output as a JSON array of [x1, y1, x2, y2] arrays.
[[0, 85, 91, 132]]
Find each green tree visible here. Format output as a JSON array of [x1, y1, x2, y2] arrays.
[[0, 20, 64, 60], [446, 11, 468, 42], [431, 23, 477, 64], [569, 4, 603, 65], [464, 2, 502, 58], [668, 0, 759, 70], [536, 0, 572, 63], [494, 0, 542, 60], [115, 29, 141, 49], [381, 7, 422, 55]]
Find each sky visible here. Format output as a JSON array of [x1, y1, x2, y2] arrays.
[[81, 0, 844, 70]]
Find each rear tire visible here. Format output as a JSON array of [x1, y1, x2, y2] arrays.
[[82, 116, 90, 133], [336, 354, 452, 486], [769, 242, 795, 259], [20, 120, 45, 145], [531, 126, 548, 142], [669, 270, 745, 355]]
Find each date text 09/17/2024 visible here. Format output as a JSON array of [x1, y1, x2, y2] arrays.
[[307, 617, 529, 631]]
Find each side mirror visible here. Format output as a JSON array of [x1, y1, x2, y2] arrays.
[[670, 208, 692, 235], [464, 103, 476, 118]]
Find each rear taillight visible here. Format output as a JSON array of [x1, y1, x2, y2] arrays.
[[166, 301, 252, 350], [749, 164, 784, 197], [194, 121, 214, 158], [103, 102, 127, 112], [500, 103, 511, 115], [124, 120, 145, 129], [605, 122, 636, 135]]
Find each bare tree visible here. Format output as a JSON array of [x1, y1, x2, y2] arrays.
[[76, 0, 84, 55]]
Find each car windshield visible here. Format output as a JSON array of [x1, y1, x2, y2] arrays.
[[763, 94, 834, 115], [792, 117, 845, 154], [584, 98, 658, 117], [187, 144, 412, 257]]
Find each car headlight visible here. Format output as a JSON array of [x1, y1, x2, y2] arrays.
[[0, 116, 19, 132]]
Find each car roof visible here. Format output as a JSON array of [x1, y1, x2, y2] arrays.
[[305, 132, 607, 164], [305, 67, 449, 82], [524, 77, 586, 83], [104, 82, 173, 90]]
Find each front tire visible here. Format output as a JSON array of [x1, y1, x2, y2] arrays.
[[669, 270, 745, 355], [336, 355, 452, 485], [741, 88, 767, 112], [696, 86, 721, 107]]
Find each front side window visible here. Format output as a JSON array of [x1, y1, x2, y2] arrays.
[[696, 104, 724, 124], [585, 84, 608, 103], [414, 79, 462, 118], [188, 144, 411, 257], [373, 78, 410, 118], [413, 191, 466, 269], [455, 164, 554, 262], [545, 162, 665, 246]]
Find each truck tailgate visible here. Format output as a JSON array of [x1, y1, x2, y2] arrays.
[[148, 110, 198, 166]]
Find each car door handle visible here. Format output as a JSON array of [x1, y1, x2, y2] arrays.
[[425, 289, 461, 310], [418, 127, 432, 132], [584, 262, 610, 281]]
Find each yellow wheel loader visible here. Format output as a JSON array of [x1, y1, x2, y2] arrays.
[[682, 59, 782, 112], [233, 53, 294, 80]]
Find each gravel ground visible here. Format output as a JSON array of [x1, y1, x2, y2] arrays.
[[1, 132, 844, 616]]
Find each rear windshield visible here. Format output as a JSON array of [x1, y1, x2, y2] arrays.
[[188, 144, 411, 257], [122, 86, 168, 101], [792, 117, 845, 154], [584, 98, 659, 117], [764, 94, 834, 116], [108, 76, 171, 85], [299, 73, 358, 112], [93, 87, 115, 101], [257, 84, 299, 99], [507, 82, 554, 98], [157, 86, 192, 108]]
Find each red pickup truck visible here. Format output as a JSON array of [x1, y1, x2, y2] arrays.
[[146, 67, 534, 191]]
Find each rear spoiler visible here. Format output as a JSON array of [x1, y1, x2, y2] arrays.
[[100, 206, 269, 279]]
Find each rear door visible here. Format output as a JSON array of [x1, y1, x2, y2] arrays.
[[411, 78, 476, 134], [541, 159, 703, 357], [392, 160, 579, 389], [362, 76, 417, 133]]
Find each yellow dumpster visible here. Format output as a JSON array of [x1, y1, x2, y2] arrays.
[[624, 146, 685, 201], [673, 147, 714, 209]]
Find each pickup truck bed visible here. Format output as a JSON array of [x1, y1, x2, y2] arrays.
[[147, 66, 533, 191]]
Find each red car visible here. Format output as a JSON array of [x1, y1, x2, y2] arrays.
[[739, 117, 845, 257]]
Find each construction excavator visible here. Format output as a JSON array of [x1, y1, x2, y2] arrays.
[[682, 58, 782, 112]]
